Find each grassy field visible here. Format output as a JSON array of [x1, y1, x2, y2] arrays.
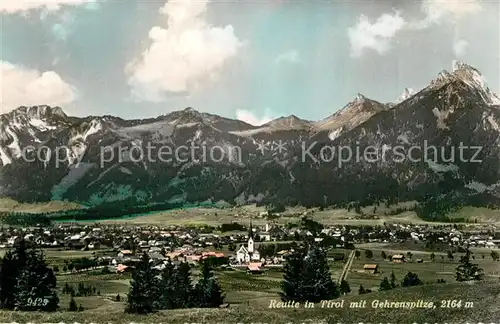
[[76, 202, 500, 226], [0, 241, 498, 322], [0, 198, 84, 213], [447, 206, 500, 223], [2, 197, 500, 225], [339, 244, 500, 290], [1, 280, 499, 323]]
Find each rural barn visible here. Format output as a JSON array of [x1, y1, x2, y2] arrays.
[[392, 254, 405, 263], [363, 264, 378, 274]]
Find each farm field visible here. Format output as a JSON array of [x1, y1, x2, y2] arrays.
[[343, 247, 500, 291], [0, 198, 84, 213], [4, 244, 495, 315], [3, 197, 500, 225], [76, 202, 500, 226]]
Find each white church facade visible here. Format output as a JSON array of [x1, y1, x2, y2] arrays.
[[235, 221, 261, 263]]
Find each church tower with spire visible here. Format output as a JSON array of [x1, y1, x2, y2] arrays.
[[247, 219, 254, 254]]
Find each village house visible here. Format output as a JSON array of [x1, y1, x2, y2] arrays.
[[392, 254, 405, 263], [363, 264, 378, 274], [247, 262, 263, 274]]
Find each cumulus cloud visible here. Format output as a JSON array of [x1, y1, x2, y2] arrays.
[[236, 109, 274, 126], [348, 11, 406, 57], [418, 0, 483, 27], [126, 0, 243, 102], [275, 50, 300, 64], [0, 0, 98, 13], [0, 61, 77, 113]]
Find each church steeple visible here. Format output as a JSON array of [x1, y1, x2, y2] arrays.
[[248, 219, 254, 239], [247, 218, 255, 255]]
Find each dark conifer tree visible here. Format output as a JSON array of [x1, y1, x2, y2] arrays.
[[68, 297, 78, 312], [125, 253, 160, 314], [401, 272, 422, 287], [456, 248, 483, 282], [339, 279, 351, 295], [379, 277, 392, 291], [0, 239, 28, 309], [159, 260, 175, 309], [170, 262, 194, 309], [14, 250, 59, 311], [194, 258, 224, 308], [301, 246, 340, 303], [280, 247, 306, 302], [390, 271, 397, 288]]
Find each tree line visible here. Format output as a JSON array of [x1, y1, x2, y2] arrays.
[[125, 253, 224, 314], [0, 239, 59, 311]]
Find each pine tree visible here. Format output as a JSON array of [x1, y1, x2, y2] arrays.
[[339, 279, 350, 295], [365, 250, 373, 259], [379, 277, 392, 291], [116, 294, 121, 302], [125, 253, 160, 314], [430, 252, 435, 262], [301, 246, 340, 303], [456, 248, 483, 282], [358, 285, 366, 295], [159, 261, 175, 309], [401, 272, 422, 287], [0, 239, 28, 309], [194, 259, 225, 308], [68, 297, 77, 311], [280, 247, 306, 302], [14, 250, 59, 311], [390, 271, 397, 288], [170, 262, 194, 309]]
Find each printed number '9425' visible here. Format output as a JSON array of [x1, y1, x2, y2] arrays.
[[26, 297, 49, 307]]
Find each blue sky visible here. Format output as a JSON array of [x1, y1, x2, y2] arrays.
[[1, 0, 499, 125]]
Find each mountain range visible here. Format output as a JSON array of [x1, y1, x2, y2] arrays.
[[1, 60, 500, 213]]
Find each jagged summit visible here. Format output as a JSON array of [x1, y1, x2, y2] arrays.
[[452, 60, 476, 73], [5, 105, 67, 119], [355, 93, 367, 102], [262, 114, 311, 129], [429, 61, 500, 106], [396, 88, 416, 103], [312, 93, 386, 137]]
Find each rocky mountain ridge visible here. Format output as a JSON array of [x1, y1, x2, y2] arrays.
[[1, 61, 500, 213]]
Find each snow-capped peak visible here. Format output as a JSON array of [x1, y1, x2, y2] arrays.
[[452, 60, 471, 72], [451, 61, 500, 105], [429, 61, 500, 106], [396, 88, 416, 103]]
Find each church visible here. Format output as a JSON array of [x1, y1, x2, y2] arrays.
[[235, 220, 261, 263]]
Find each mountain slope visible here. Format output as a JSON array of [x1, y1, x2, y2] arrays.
[[1, 61, 500, 211]]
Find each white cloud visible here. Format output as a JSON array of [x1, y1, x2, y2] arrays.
[[348, 11, 406, 57], [275, 50, 300, 64], [419, 0, 483, 27], [0, 0, 98, 13], [126, 0, 243, 102], [236, 109, 273, 126], [453, 39, 468, 57], [0, 61, 77, 113]]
